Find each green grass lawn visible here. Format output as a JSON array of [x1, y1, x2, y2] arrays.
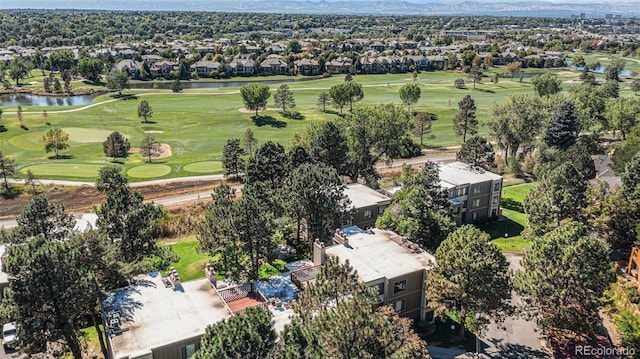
[[0, 67, 618, 181], [159, 236, 289, 282], [482, 183, 534, 253]]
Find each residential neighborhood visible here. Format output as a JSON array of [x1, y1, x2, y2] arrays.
[[0, 4, 640, 359]]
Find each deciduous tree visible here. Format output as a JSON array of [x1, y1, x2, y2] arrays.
[[105, 69, 130, 95], [317, 92, 331, 112], [399, 82, 421, 110], [137, 100, 153, 123], [77, 58, 104, 82], [43, 128, 70, 158], [426, 225, 511, 339], [531, 73, 562, 97], [377, 166, 453, 249], [240, 82, 271, 116], [140, 134, 161, 163]]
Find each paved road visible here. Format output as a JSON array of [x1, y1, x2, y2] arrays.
[[480, 253, 551, 359]]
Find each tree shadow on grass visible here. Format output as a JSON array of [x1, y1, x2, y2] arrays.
[[480, 217, 525, 239], [47, 154, 75, 160], [283, 111, 305, 120], [110, 94, 138, 100], [474, 88, 496, 94], [140, 121, 158, 124], [252, 115, 287, 128]]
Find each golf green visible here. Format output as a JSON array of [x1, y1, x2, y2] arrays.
[[127, 164, 172, 178], [183, 161, 224, 174], [21, 163, 104, 178]]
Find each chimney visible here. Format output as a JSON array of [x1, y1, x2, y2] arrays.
[[313, 241, 326, 266], [205, 263, 217, 288]]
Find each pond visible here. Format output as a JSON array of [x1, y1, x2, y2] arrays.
[[0, 94, 97, 107]]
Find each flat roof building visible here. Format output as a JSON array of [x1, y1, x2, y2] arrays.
[[314, 228, 436, 323], [103, 273, 231, 359], [343, 183, 392, 229]]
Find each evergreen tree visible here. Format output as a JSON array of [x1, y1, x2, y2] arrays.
[[426, 225, 511, 339], [412, 112, 433, 147], [514, 222, 613, 334], [102, 131, 130, 161], [453, 95, 477, 142], [309, 121, 349, 176], [11, 195, 75, 243], [281, 163, 352, 252], [544, 101, 578, 150], [456, 135, 496, 171], [221, 138, 246, 179], [245, 141, 288, 189], [197, 184, 242, 280], [524, 163, 588, 238], [194, 307, 276, 359], [274, 84, 295, 113], [317, 92, 331, 112], [242, 128, 258, 157], [0, 151, 16, 194], [288, 146, 312, 169], [5, 237, 99, 359], [96, 186, 163, 262], [376, 166, 454, 249], [95, 166, 129, 194], [171, 78, 183, 93]]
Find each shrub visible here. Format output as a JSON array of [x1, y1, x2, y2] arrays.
[[454, 78, 465, 89]]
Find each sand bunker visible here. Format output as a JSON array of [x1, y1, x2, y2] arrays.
[[129, 143, 172, 159]]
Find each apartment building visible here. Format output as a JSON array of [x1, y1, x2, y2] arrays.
[[437, 162, 503, 225], [314, 227, 436, 323], [343, 183, 392, 229]]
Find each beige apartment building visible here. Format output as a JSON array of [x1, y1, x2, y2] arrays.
[[314, 227, 436, 323]]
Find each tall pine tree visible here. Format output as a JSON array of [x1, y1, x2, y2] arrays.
[[544, 101, 578, 150]]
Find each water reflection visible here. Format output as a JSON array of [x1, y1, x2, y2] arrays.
[[0, 94, 97, 107]]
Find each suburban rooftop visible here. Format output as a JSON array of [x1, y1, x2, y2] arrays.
[[103, 273, 230, 359], [344, 183, 392, 208], [437, 161, 503, 187], [326, 228, 435, 283]]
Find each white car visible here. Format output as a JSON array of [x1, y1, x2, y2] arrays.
[[2, 322, 18, 350]]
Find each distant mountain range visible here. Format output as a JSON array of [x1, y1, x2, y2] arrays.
[[2, 0, 639, 17]]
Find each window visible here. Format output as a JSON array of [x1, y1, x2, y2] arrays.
[[395, 300, 405, 312], [472, 212, 478, 221], [494, 182, 501, 192], [473, 199, 481, 207], [473, 185, 482, 194], [373, 283, 384, 295], [181, 343, 199, 359], [457, 187, 468, 196], [364, 209, 372, 218], [492, 196, 499, 205], [378, 205, 387, 215], [393, 280, 407, 294], [452, 207, 460, 214], [425, 310, 434, 322]]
